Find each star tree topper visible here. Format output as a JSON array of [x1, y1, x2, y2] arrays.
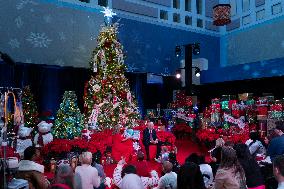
[[101, 7, 117, 26]]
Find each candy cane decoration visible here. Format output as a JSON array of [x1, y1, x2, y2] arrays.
[[88, 105, 99, 128]]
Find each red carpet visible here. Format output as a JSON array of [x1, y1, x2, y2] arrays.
[[175, 138, 210, 164], [103, 138, 209, 177]]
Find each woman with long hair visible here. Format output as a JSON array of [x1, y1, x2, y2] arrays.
[[177, 162, 205, 189], [234, 143, 265, 189], [214, 146, 246, 189]]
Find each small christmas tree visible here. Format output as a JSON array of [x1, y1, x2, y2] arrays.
[[22, 86, 38, 130], [53, 91, 84, 139], [84, 8, 140, 131]]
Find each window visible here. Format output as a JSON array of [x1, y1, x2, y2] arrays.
[[173, 0, 180, 9], [242, 0, 250, 12], [243, 15, 251, 25], [160, 10, 168, 20], [196, 0, 202, 14], [98, 0, 107, 7], [272, 3, 282, 15], [197, 19, 203, 28], [256, 9, 265, 20], [185, 0, 191, 12], [230, 0, 237, 16], [185, 16, 192, 25], [173, 13, 181, 23]]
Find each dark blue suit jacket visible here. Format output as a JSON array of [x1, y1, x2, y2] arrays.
[[267, 135, 284, 161], [143, 128, 157, 146]]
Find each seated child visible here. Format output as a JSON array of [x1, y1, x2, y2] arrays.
[[155, 146, 169, 163]]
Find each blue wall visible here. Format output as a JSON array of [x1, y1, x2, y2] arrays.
[[201, 57, 284, 83], [117, 18, 220, 76], [0, 0, 104, 67], [201, 16, 284, 84], [0, 0, 220, 78]]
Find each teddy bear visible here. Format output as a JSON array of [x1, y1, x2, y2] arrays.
[[16, 124, 33, 156], [81, 128, 91, 140], [34, 121, 53, 147]]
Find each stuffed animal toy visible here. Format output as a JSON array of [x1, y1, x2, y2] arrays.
[[16, 124, 33, 155], [34, 121, 53, 147], [81, 129, 91, 140]]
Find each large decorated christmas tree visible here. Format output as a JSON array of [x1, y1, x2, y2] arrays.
[[84, 9, 140, 131], [53, 91, 84, 139], [22, 86, 38, 130]]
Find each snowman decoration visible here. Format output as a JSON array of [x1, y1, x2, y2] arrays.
[[34, 121, 53, 147], [16, 124, 33, 156]]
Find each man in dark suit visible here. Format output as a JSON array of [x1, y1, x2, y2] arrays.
[[143, 122, 161, 161]]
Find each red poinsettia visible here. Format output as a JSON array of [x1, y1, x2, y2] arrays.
[[196, 126, 249, 144], [157, 131, 176, 144]]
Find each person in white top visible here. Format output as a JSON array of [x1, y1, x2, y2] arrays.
[[75, 152, 100, 189], [273, 155, 284, 189], [199, 155, 213, 188], [120, 165, 144, 189], [113, 157, 159, 189], [157, 161, 177, 189], [245, 131, 266, 157]]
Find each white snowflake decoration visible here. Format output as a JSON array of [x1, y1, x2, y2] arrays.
[[58, 32, 66, 41], [9, 39, 20, 49], [127, 64, 136, 72], [101, 7, 117, 18], [154, 58, 160, 65], [16, 0, 37, 10], [26, 32, 52, 48], [164, 67, 170, 75], [15, 16, 24, 28]]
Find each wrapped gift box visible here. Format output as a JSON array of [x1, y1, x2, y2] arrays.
[[257, 106, 268, 115]]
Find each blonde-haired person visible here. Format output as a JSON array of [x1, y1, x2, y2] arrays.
[[75, 152, 100, 189], [210, 138, 225, 176], [214, 147, 246, 189]]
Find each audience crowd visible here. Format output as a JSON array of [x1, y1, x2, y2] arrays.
[[14, 121, 284, 189]]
